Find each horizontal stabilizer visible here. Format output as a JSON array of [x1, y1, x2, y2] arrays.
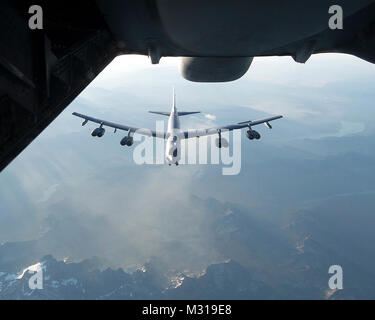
[[149, 111, 171, 116], [177, 111, 201, 116], [149, 111, 201, 116]]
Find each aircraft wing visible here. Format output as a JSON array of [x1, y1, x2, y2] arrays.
[[181, 115, 283, 139], [72, 112, 166, 139]]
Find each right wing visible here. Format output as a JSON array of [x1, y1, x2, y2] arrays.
[[72, 112, 167, 139], [181, 115, 283, 139]]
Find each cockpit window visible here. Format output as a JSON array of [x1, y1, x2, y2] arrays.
[[172, 136, 178, 142]]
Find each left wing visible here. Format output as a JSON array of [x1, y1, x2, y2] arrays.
[[181, 115, 283, 139], [72, 112, 166, 139]]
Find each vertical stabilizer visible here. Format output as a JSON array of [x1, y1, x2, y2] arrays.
[[172, 87, 177, 113]]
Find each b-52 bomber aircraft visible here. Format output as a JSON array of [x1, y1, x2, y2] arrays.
[[73, 89, 283, 165], [1, 1, 374, 172]]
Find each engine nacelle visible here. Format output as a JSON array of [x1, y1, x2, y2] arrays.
[[120, 136, 134, 147], [91, 127, 105, 137], [215, 137, 229, 148], [246, 130, 261, 140], [180, 57, 253, 82]]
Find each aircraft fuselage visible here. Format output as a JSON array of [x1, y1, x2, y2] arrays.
[[165, 90, 181, 165]]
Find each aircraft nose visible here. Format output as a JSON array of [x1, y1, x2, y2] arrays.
[[166, 145, 179, 164]]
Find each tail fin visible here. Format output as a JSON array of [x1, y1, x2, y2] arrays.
[[173, 87, 176, 107], [172, 87, 177, 114]]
